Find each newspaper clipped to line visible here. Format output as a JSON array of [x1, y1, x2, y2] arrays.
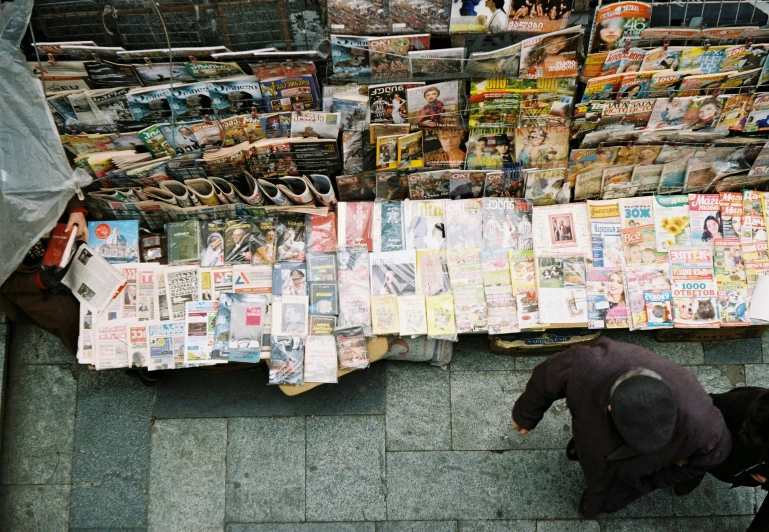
[[62, 244, 127, 314]]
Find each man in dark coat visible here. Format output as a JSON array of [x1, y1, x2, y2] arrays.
[[512, 337, 732, 518], [703, 387, 769, 532]]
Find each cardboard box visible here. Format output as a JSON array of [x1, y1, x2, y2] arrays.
[[489, 329, 600, 355], [655, 325, 769, 343]]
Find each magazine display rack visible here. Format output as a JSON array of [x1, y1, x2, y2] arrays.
[[20, 0, 769, 394]]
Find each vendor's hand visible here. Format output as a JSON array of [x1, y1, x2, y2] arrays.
[[66, 212, 88, 242], [751, 473, 767, 484], [513, 421, 528, 435]]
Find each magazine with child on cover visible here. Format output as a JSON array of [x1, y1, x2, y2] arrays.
[[407, 81, 460, 129]]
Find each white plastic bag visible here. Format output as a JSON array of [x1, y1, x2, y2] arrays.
[[0, 0, 92, 285]]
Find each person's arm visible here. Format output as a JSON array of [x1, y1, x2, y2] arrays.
[[511, 347, 575, 432], [65, 196, 89, 242], [644, 422, 733, 490]]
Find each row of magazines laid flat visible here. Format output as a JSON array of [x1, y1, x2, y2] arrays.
[[54, 192, 769, 367]]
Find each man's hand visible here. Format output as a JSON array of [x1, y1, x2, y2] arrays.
[[66, 211, 88, 242], [513, 421, 528, 435], [751, 473, 767, 484]]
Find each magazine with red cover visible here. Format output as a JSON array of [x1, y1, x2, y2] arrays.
[[43, 223, 78, 268], [337, 202, 374, 251]]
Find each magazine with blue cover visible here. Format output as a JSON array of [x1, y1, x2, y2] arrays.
[[212, 292, 269, 362], [260, 75, 321, 112], [87, 220, 139, 264], [170, 82, 213, 121], [126, 86, 172, 122], [330, 35, 371, 78], [208, 76, 264, 117]]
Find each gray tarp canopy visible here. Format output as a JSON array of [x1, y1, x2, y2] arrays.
[[0, 0, 92, 286]]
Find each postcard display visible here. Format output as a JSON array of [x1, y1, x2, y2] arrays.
[[33, 0, 769, 386]]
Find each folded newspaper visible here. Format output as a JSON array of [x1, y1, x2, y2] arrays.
[[62, 244, 127, 314]]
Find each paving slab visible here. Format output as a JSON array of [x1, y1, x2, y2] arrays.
[[609, 488, 673, 518], [147, 418, 227, 531], [306, 415, 386, 522], [70, 478, 149, 531], [0, 364, 76, 485], [10, 323, 77, 365], [386, 362, 451, 451], [375, 522, 458, 532], [153, 363, 385, 418], [513, 356, 550, 371], [70, 370, 153, 529], [458, 522, 536, 532], [672, 473, 756, 516], [602, 330, 705, 366], [600, 516, 754, 532], [0, 321, 6, 457], [0, 484, 70, 531], [227, 525, 375, 532], [745, 364, 769, 388], [226, 417, 305, 523], [763, 332, 769, 363], [386, 450, 583, 520], [451, 371, 571, 450], [685, 365, 745, 394], [535, 520, 599, 532], [703, 338, 763, 365], [450, 335, 516, 372]]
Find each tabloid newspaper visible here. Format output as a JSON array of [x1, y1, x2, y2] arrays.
[[184, 301, 219, 364], [164, 266, 201, 321], [62, 244, 127, 316]]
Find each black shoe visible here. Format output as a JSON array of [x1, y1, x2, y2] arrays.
[[674, 475, 704, 496], [127, 367, 163, 386], [566, 438, 578, 461]]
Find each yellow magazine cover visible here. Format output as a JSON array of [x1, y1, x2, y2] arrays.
[[426, 293, 457, 336], [371, 294, 400, 335], [376, 134, 401, 170], [397, 131, 424, 168]]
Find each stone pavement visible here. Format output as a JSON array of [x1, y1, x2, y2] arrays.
[[0, 323, 767, 531]]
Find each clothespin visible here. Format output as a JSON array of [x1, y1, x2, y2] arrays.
[[92, 53, 102, 64], [704, 40, 711, 51], [624, 40, 631, 53], [250, 106, 258, 119], [203, 114, 212, 124], [663, 37, 670, 51], [747, 36, 754, 48], [144, 57, 153, 65], [47, 53, 56, 65], [669, 91, 676, 102], [627, 141, 634, 149], [674, 141, 680, 149], [616, 90, 623, 102], [188, 55, 198, 65], [711, 88, 721, 98], [598, 142, 605, 150], [295, 108, 302, 116]]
